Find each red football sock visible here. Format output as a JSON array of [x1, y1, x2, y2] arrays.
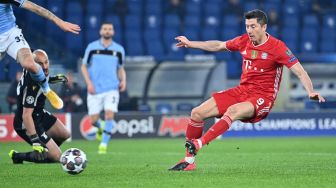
[[186, 119, 204, 140], [185, 119, 204, 158], [200, 115, 232, 146]]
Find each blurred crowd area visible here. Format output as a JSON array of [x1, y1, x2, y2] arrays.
[[2, 0, 336, 78], [0, 0, 335, 113]]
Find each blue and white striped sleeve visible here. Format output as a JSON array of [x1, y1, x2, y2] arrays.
[[82, 44, 91, 65], [7, 0, 27, 7], [120, 46, 125, 67], [18, 0, 26, 7]]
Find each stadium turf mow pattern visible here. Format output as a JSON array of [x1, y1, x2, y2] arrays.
[[1, 137, 336, 188]]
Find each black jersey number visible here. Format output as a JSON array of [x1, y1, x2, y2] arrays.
[[15, 34, 26, 44]]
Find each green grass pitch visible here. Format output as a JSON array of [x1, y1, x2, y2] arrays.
[[1, 137, 336, 188]]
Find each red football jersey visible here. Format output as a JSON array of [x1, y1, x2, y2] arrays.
[[226, 33, 299, 101]]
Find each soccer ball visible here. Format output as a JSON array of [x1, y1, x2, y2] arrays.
[[60, 148, 87, 175]]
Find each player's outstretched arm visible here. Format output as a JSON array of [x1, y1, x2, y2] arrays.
[[290, 62, 326, 103], [175, 36, 228, 52], [21, 0, 81, 34]]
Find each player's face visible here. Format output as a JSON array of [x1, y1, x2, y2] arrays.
[[34, 53, 49, 76], [245, 18, 267, 44], [100, 24, 114, 40]]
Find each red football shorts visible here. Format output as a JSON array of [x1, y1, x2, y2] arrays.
[[212, 86, 274, 123]]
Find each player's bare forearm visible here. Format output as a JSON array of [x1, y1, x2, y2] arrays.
[[80, 64, 92, 86], [118, 67, 126, 83], [290, 63, 325, 102], [290, 63, 314, 94], [22, 0, 61, 25], [298, 71, 314, 94], [175, 36, 228, 52], [22, 107, 36, 136], [192, 41, 228, 52], [118, 67, 127, 92]]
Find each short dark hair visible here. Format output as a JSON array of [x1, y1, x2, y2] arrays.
[[101, 22, 113, 27], [244, 9, 268, 25]]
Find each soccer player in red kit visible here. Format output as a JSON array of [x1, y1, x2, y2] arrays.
[[169, 9, 325, 171]]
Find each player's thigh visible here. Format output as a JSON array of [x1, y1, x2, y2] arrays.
[[39, 111, 57, 131], [87, 93, 104, 115], [225, 101, 255, 121], [16, 48, 34, 66], [192, 97, 220, 120], [30, 111, 56, 144], [46, 119, 70, 141], [212, 87, 241, 117], [46, 138, 62, 162], [103, 90, 119, 113], [6, 27, 30, 60]]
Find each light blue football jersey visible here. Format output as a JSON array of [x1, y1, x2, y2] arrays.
[[0, 0, 26, 34]]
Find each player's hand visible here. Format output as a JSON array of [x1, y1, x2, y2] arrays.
[[49, 74, 68, 84], [57, 20, 81, 34], [119, 80, 126, 92], [87, 82, 95, 94], [175, 36, 191, 48], [309, 92, 325, 103], [29, 134, 48, 161]]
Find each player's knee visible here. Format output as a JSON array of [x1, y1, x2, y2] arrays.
[[57, 131, 71, 145], [17, 48, 38, 72], [190, 107, 204, 122], [105, 112, 114, 120], [224, 106, 239, 120], [20, 58, 36, 72], [105, 116, 114, 121], [90, 116, 100, 127], [63, 131, 71, 140]]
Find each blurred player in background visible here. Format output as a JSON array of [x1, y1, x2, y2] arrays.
[[0, 0, 81, 110], [170, 9, 325, 171], [81, 22, 126, 154], [9, 49, 70, 164], [59, 71, 86, 113]]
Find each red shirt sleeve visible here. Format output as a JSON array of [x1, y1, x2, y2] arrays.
[[276, 42, 299, 68], [226, 35, 245, 52]]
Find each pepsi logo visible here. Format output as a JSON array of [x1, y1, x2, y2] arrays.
[[80, 115, 98, 140]]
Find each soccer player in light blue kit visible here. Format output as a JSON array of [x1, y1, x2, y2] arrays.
[[81, 22, 126, 154], [1, 0, 80, 161], [0, 0, 80, 110]]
